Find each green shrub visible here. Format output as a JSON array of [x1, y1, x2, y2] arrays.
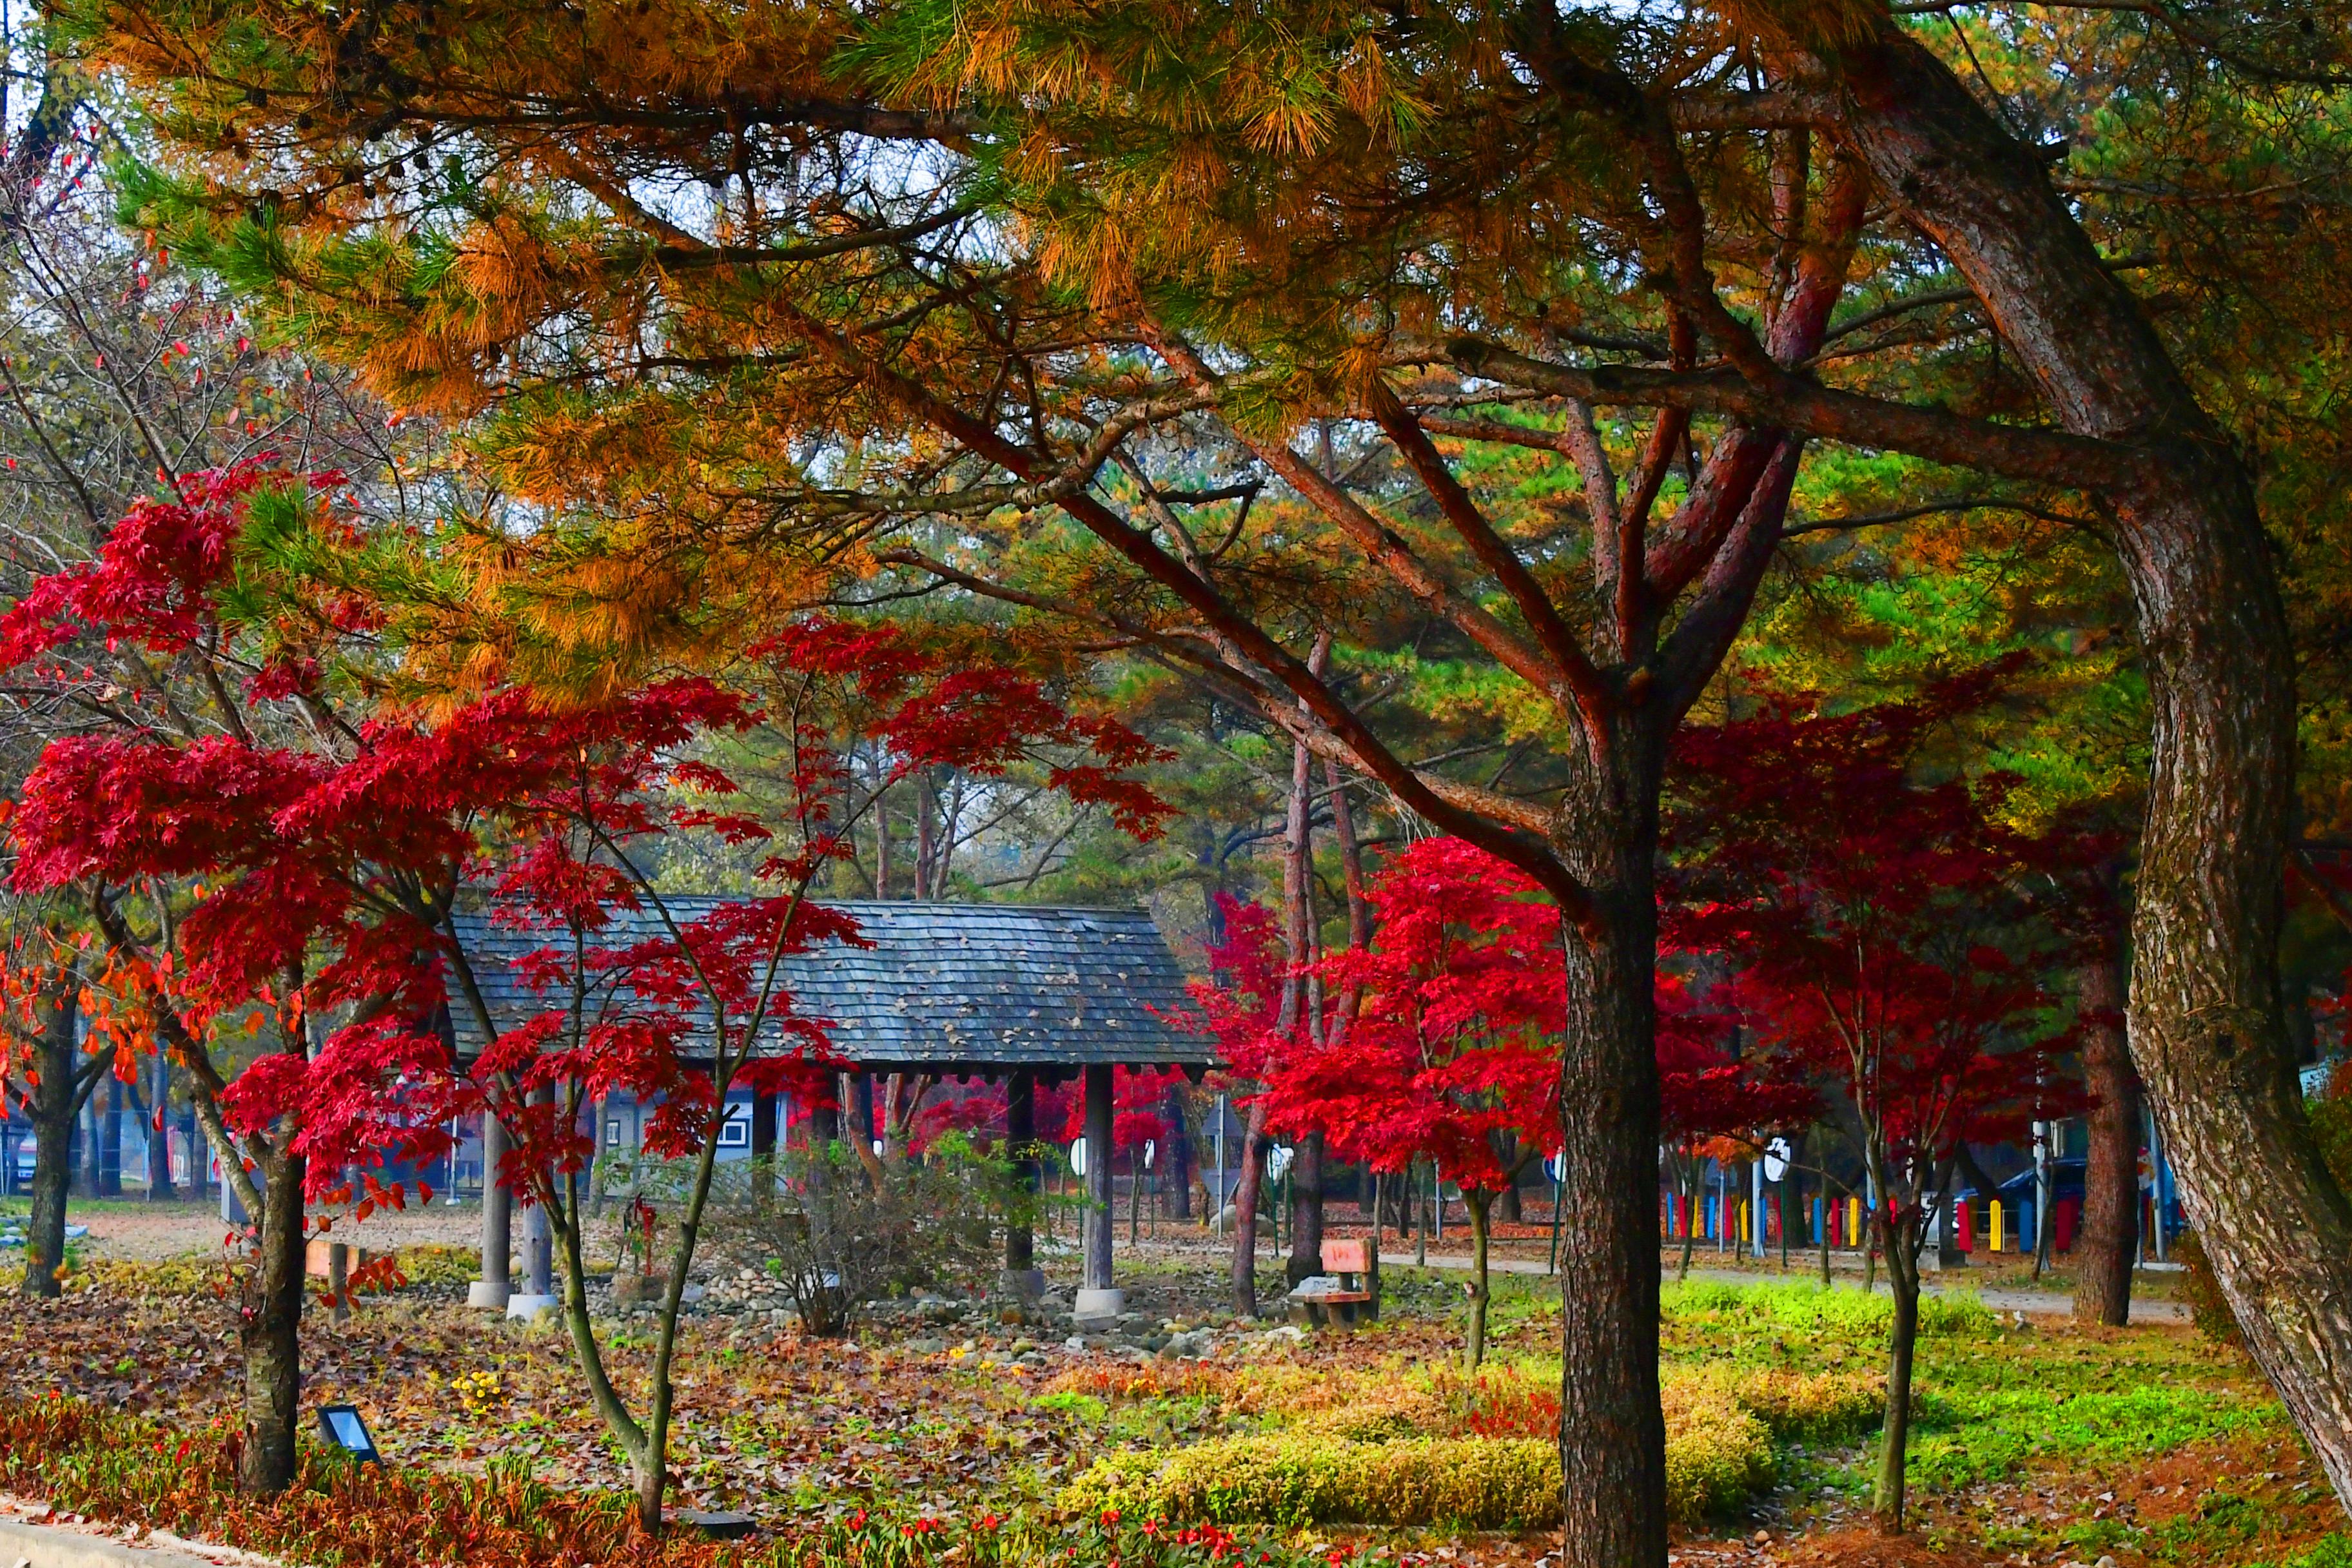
[[1060, 1435, 1560, 1530], [1063, 1370, 1792, 1529], [1294, 1382, 1446, 1442], [1032, 1390, 1110, 1424], [2175, 1230, 2247, 1348], [1657, 1391, 1775, 1521], [2284, 1533, 2352, 1568], [396, 1244, 482, 1288], [1660, 1278, 1994, 1338]]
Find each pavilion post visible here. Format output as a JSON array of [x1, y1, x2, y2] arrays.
[[1075, 1063, 1122, 1325], [1001, 1071, 1044, 1298], [468, 1110, 512, 1309], [751, 1090, 778, 1208], [511, 1081, 558, 1319]]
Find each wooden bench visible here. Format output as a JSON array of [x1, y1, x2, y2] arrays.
[[304, 1239, 367, 1279], [1286, 1237, 1378, 1328]]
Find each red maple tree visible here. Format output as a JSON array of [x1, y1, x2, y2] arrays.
[[1654, 972, 1819, 1282], [1217, 837, 1563, 1367], [427, 610, 1170, 1529], [0, 464, 1170, 1518], [1665, 673, 2074, 1534]]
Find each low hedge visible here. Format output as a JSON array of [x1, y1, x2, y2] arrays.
[[1058, 1364, 1879, 1530], [1061, 1435, 1562, 1531], [1662, 1279, 1996, 1338], [1685, 1366, 1886, 1446]]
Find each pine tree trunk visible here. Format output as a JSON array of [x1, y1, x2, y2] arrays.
[[1230, 1103, 1267, 1317], [1550, 741, 1669, 1568], [239, 1151, 307, 1495], [1836, 19, 2352, 1507], [21, 978, 79, 1300], [2075, 929, 2141, 1326], [1286, 1131, 1324, 1286]]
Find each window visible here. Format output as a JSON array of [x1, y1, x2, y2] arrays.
[[605, 1117, 623, 1148], [719, 1103, 752, 1149]]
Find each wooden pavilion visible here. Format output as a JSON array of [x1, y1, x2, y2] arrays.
[[448, 900, 1213, 1324]]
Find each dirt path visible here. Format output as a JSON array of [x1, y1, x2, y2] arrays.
[[13, 1199, 483, 1261]]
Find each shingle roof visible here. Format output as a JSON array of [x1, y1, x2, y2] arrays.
[[445, 899, 1213, 1072]]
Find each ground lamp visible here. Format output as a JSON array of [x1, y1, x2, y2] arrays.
[[316, 1404, 382, 1465]]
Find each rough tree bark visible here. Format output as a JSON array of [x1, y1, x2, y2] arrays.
[[1552, 726, 1669, 1568], [238, 1148, 308, 1494], [2075, 917, 2141, 1326], [1874, 1207, 1924, 1533], [1464, 1186, 1496, 1369], [1832, 19, 2352, 1506], [21, 976, 87, 1300], [1229, 1106, 1268, 1317], [1287, 1130, 1326, 1287], [1496, 1134, 1525, 1224]]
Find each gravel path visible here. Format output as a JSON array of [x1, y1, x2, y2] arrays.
[[21, 1199, 484, 1261]]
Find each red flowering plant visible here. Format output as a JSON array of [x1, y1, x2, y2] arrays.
[[1663, 671, 2075, 1532]]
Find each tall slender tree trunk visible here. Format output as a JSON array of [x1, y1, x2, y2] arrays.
[[144, 1057, 176, 1201], [21, 977, 79, 1299], [1835, 21, 2352, 1505], [238, 1150, 307, 1495], [1230, 1104, 1267, 1317], [1874, 1225, 1921, 1534], [1496, 1134, 1525, 1224], [2075, 921, 2141, 1326], [1676, 1162, 1700, 1284], [1465, 1188, 1494, 1370], [1325, 760, 1372, 1035], [1818, 1179, 1833, 1288], [76, 1093, 99, 1199], [1286, 1130, 1325, 1286], [1551, 736, 1668, 1568], [1164, 1089, 1193, 1220]]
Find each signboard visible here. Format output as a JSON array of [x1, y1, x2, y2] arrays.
[[1544, 1151, 1566, 1184], [1068, 1138, 1088, 1178], [1763, 1137, 1792, 1184], [1142, 1139, 1157, 1170], [1265, 1144, 1293, 1182]]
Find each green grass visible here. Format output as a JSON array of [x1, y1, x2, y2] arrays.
[[1652, 1279, 2280, 1502]]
